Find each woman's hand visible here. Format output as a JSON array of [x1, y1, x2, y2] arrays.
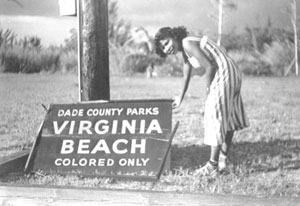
[[172, 95, 182, 109]]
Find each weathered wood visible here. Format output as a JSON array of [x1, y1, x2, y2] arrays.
[[24, 119, 45, 172], [0, 150, 30, 177], [156, 121, 179, 179], [0, 185, 299, 206], [78, 0, 110, 101]]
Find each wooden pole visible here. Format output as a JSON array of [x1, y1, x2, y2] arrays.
[[78, 0, 110, 101], [77, 0, 83, 102]]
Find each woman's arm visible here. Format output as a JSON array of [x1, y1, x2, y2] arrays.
[[182, 38, 215, 95], [173, 62, 192, 108]]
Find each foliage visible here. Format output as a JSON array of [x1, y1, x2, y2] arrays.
[[261, 41, 294, 76], [108, 0, 132, 47], [0, 45, 60, 73], [16, 35, 42, 50], [227, 38, 295, 76], [64, 28, 77, 52], [0, 29, 17, 48], [107, 1, 160, 76], [244, 20, 273, 53], [222, 30, 252, 51], [228, 50, 271, 76], [120, 54, 151, 74], [0, 27, 63, 73], [62, 0, 151, 75], [222, 20, 297, 76], [153, 55, 184, 77], [0, 0, 299, 76], [59, 49, 77, 73]]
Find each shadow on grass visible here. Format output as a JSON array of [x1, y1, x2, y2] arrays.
[[170, 139, 300, 173]]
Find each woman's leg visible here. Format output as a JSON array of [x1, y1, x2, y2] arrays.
[[195, 145, 220, 176], [208, 131, 234, 164], [219, 131, 234, 171], [221, 131, 234, 155], [210, 145, 221, 162]]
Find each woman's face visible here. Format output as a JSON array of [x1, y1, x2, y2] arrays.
[[159, 37, 179, 55]]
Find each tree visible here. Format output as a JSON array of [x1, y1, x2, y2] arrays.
[[107, 1, 159, 77], [64, 28, 77, 51], [290, 0, 298, 76], [245, 17, 273, 54], [108, 0, 132, 47], [209, 0, 237, 46], [7, 0, 23, 7], [120, 27, 157, 77]]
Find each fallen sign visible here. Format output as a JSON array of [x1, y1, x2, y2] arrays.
[[25, 99, 179, 181], [0, 150, 30, 177]]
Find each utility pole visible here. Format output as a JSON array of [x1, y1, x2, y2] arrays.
[[78, 0, 110, 101]]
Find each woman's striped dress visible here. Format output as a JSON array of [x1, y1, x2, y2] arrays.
[[184, 36, 249, 146]]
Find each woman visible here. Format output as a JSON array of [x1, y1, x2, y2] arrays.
[[154, 26, 249, 176]]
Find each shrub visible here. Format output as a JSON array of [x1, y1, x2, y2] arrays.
[[154, 55, 183, 77], [0, 46, 60, 73], [109, 43, 128, 75], [0, 29, 17, 48], [16, 36, 42, 50], [59, 50, 77, 73], [0, 49, 21, 73], [222, 31, 252, 52], [229, 50, 272, 76], [120, 54, 150, 75], [261, 41, 294, 76]]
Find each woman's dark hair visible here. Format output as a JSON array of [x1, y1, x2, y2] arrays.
[[154, 26, 188, 58]]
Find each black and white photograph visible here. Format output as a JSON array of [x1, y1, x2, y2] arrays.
[[0, 0, 300, 205]]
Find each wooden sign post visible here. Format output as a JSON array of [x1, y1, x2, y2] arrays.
[[59, 0, 110, 102], [25, 100, 177, 181], [78, 0, 110, 101]]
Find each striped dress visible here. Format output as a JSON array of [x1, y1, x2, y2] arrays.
[[184, 36, 249, 146]]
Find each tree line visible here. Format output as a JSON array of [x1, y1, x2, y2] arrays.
[[0, 0, 299, 76]]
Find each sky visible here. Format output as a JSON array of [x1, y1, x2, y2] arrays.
[[0, 0, 299, 46]]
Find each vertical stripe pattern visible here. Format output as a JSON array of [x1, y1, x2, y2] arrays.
[[185, 36, 249, 146]]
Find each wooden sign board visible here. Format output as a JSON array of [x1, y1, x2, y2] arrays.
[[58, 0, 77, 16], [26, 99, 176, 180]]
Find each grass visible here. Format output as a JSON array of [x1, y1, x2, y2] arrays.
[[1, 73, 300, 197]]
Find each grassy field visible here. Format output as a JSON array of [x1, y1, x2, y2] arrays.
[[1, 73, 300, 197]]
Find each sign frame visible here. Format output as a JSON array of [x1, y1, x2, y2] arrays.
[[25, 99, 178, 181]]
